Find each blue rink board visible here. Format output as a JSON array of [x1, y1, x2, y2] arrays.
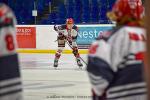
[[77, 25, 114, 48]]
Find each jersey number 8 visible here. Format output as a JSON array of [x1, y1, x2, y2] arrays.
[[5, 34, 15, 51]]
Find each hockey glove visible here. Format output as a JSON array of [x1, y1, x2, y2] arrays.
[[54, 25, 58, 31]]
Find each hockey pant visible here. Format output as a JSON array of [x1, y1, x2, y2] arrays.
[[55, 37, 80, 60]]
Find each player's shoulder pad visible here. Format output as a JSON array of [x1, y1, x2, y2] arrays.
[[72, 25, 78, 31], [59, 24, 67, 30], [96, 26, 122, 41]]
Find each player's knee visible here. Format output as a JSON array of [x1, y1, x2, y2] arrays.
[[72, 47, 78, 55], [55, 53, 61, 58], [55, 49, 62, 58]]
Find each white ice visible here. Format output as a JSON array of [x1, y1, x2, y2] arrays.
[[19, 53, 92, 100]]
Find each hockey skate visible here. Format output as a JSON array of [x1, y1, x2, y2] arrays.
[[53, 59, 58, 68], [76, 58, 83, 68]]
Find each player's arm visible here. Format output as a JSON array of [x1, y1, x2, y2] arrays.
[[87, 40, 113, 99], [71, 25, 78, 41], [54, 25, 67, 38], [54, 25, 65, 38]]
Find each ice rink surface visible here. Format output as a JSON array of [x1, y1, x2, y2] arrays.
[[19, 53, 91, 100]]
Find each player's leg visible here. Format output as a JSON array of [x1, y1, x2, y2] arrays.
[[54, 48, 64, 67], [53, 36, 65, 67], [72, 42, 83, 67]]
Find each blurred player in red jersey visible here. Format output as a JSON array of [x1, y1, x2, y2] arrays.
[[0, 3, 23, 100]]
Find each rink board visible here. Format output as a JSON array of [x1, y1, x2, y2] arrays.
[[16, 24, 115, 53]]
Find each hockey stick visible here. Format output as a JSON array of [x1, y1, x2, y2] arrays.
[[65, 40, 87, 65]]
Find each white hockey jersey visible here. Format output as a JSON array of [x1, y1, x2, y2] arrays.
[[0, 4, 23, 100], [54, 24, 78, 40], [54, 24, 79, 47], [87, 26, 147, 100]]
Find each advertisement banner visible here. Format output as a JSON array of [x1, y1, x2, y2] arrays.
[[77, 25, 114, 49], [16, 27, 36, 48]]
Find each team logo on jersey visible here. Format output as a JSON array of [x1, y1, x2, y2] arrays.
[[89, 43, 99, 54], [129, 32, 146, 41]]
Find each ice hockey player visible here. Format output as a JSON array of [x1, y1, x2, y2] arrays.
[[0, 3, 23, 100], [53, 18, 83, 68], [86, 0, 147, 99]]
